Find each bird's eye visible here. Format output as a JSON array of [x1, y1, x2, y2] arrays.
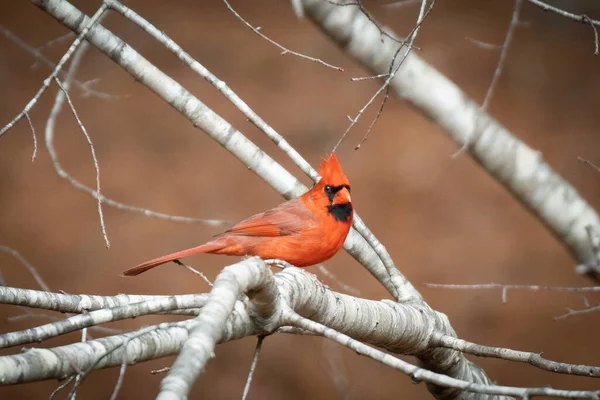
[[324, 185, 332, 193]]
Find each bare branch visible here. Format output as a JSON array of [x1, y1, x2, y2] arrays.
[[578, 156, 600, 173], [0, 245, 50, 291], [382, 0, 420, 9], [556, 304, 600, 320], [301, 0, 600, 282], [317, 264, 360, 295], [49, 376, 75, 400], [222, 0, 343, 71], [0, 308, 257, 385], [582, 15, 600, 55], [526, 1, 599, 54], [0, 4, 108, 139], [354, 0, 432, 150], [526, 0, 600, 26], [3, 264, 599, 398], [150, 366, 171, 375], [158, 258, 280, 399], [24, 112, 37, 161], [0, 285, 206, 313], [43, 32, 228, 227], [286, 310, 599, 399], [465, 37, 502, 50], [54, 73, 110, 248], [453, 0, 522, 157], [0, 24, 123, 100], [432, 333, 600, 378], [425, 282, 600, 304], [0, 294, 208, 349], [241, 336, 264, 400], [331, 0, 434, 152], [172, 260, 213, 287]]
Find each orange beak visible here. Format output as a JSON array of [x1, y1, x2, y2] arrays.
[[333, 187, 351, 205]]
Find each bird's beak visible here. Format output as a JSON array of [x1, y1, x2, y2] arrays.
[[333, 187, 351, 205]]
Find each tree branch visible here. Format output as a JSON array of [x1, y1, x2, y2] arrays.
[[299, 0, 600, 282], [157, 258, 280, 399]]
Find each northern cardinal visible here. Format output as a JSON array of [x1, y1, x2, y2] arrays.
[[122, 153, 353, 276]]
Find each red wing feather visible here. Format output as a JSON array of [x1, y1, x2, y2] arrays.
[[224, 199, 315, 237]]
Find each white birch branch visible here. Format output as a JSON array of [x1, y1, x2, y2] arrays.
[[287, 310, 598, 399], [0, 286, 203, 313], [298, 0, 600, 282], [0, 311, 257, 385], [0, 294, 208, 349], [2, 263, 597, 398], [157, 257, 281, 400]]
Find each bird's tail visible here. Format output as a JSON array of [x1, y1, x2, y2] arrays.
[[122, 242, 224, 276]]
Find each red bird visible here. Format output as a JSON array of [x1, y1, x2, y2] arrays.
[[122, 153, 353, 276]]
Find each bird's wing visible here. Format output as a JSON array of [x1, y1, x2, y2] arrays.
[[223, 199, 316, 237]]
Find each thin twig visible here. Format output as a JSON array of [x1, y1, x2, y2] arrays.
[[527, 0, 600, 26], [331, 0, 434, 152], [173, 260, 213, 286], [44, 26, 229, 227], [582, 15, 599, 55], [317, 264, 360, 295], [578, 156, 600, 173], [71, 327, 88, 399], [264, 259, 296, 269], [556, 304, 600, 320], [241, 336, 265, 400], [327, 0, 412, 49], [432, 333, 600, 377], [65, 322, 189, 398], [465, 37, 502, 50], [36, 32, 75, 52], [54, 76, 110, 248], [351, 73, 390, 82], [222, 0, 343, 71], [0, 5, 108, 139], [355, 0, 432, 150], [109, 340, 131, 400], [382, 0, 420, 9], [527, 0, 600, 54], [150, 366, 171, 375], [49, 376, 76, 400], [452, 0, 522, 157], [0, 24, 122, 100], [425, 282, 600, 303], [0, 245, 50, 291], [24, 112, 38, 161]]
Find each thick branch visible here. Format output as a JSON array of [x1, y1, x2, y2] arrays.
[[432, 333, 600, 378], [157, 258, 280, 399], [0, 294, 208, 349], [300, 0, 600, 281], [0, 309, 257, 385], [2, 265, 598, 399], [0, 286, 203, 313]]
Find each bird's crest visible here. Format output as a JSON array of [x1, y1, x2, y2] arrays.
[[318, 153, 349, 186]]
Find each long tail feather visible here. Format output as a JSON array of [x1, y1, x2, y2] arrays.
[[122, 242, 224, 276]]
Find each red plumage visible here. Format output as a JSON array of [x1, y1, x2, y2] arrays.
[[122, 153, 353, 276]]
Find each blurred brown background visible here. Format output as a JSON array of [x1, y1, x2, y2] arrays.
[[1, 0, 600, 398]]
